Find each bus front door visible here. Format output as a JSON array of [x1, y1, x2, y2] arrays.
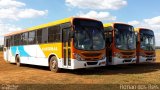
[[62, 28, 71, 68]]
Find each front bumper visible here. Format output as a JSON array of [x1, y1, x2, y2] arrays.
[[139, 56, 156, 63], [108, 57, 136, 65], [69, 57, 106, 69]]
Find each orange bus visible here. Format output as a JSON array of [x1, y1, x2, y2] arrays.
[[135, 28, 156, 63], [3, 17, 106, 72], [103, 23, 136, 65]]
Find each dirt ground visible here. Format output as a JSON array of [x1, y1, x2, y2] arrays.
[[0, 50, 160, 84]]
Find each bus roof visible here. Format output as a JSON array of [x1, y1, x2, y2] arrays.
[[134, 28, 153, 32], [103, 22, 132, 27], [4, 17, 73, 37], [5, 17, 101, 37]]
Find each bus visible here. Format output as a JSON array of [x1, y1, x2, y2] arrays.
[[135, 28, 156, 63], [3, 17, 106, 72], [103, 23, 136, 65]]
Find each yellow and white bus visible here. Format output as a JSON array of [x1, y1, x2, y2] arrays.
[[104, 23, 136, 65], [3, 17, 106, 72], [135, 28, 156, 63]]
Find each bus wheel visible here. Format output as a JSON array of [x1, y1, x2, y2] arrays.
[[15, 55, 21, 67], [49, 56, 61, 72]]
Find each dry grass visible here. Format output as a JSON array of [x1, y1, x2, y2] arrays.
[[0, 51, 160, 85], [156, 49, 160, 62]]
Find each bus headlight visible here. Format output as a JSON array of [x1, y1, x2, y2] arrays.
[[101, 54, 106, 60], [139, 52, 145, 57], [115, 52, 122, 58], [74, 53, 85, 61]]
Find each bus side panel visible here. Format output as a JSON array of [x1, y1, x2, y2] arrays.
[[7, 47, 15, 63], [39, 43, 63, 67], [10, 45, 48, 66], [23, 45, 48, 66], [11, 46, 29, 64], [9, 43, 63, 67]]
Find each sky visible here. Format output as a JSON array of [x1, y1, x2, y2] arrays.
[[0, 0, 160, 46]]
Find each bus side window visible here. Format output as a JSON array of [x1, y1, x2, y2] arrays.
[[10, 36, 12, 46], [108, 31, 112, 43], [8, 37, 11, 47], [22, 32, 29, 45], [48, 25, 61, 43], [42, 28, 48, 43], [21, 33, 25, 45], [6, 37, 9, 47], [36, 29, 42, 44], [135, 32, 138, 42], [135, 32, 138, 47], [29, 31, 36, 44], [105, 32, 112, 48], [14, 34, 21, 46], [4, 37, 6, 47], [104, 27, 113, 44], [140, 34, 143, 41]]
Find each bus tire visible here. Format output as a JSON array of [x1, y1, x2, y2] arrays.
[[15, 55, 21, 67], [49, 56, 61, 73]]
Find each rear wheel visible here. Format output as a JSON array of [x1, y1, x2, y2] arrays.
[[49, 56, 61, 72], [15, 55, 21, 67]]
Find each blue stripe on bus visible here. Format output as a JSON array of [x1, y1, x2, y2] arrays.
[[11, 46, 30, 57]]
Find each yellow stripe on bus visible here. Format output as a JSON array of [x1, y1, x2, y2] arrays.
[[39, 43, 62, 58]]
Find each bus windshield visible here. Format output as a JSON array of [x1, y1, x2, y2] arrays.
[[73, 19, 105, 51], [114, 24, 136, 50], [140, 29, 155, 51]]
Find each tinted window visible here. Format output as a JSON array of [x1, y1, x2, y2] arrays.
[[28, 31, 36, 44], [36, 29, 42, 44], [73, 19, 105, 50], [11, 36, 14, 46], [6, 37, 10, 47], [140, 29, 154, 36], [22, 32, 28, 45], [48, 25, 61, 42], [14, 34, 21, 46], [73, 19, 103, 27], [4, 37, 6, 47], [42, 28, 48, 43]]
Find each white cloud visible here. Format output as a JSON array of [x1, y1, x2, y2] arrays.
[[128, 18, 160, 31], [0, 23, 21, 36], [0, 0, 25, 8], [66, 0, 127, 10], [128, 20, 140, 26], [128, 16, 160, 46], [0, 23, 22, 45], [77, 11, 116, 21], [0, 0, 48, 20], [0, 8, 18, 20], [144, 16, 160, 25], [0, 8, 48, 21], [0, 0, 48, 45], [18, 9, 48, 19]]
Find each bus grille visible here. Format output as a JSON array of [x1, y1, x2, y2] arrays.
[[121, 52, 134, 55], [85, 58, 99, 61], [123, 59, 132, 62], [82, 53, 101, 57], [145, 52, 154, 55], [87, 62, 98, 65], [146, 56, 154, 58], [122, 56, 134, 58]]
